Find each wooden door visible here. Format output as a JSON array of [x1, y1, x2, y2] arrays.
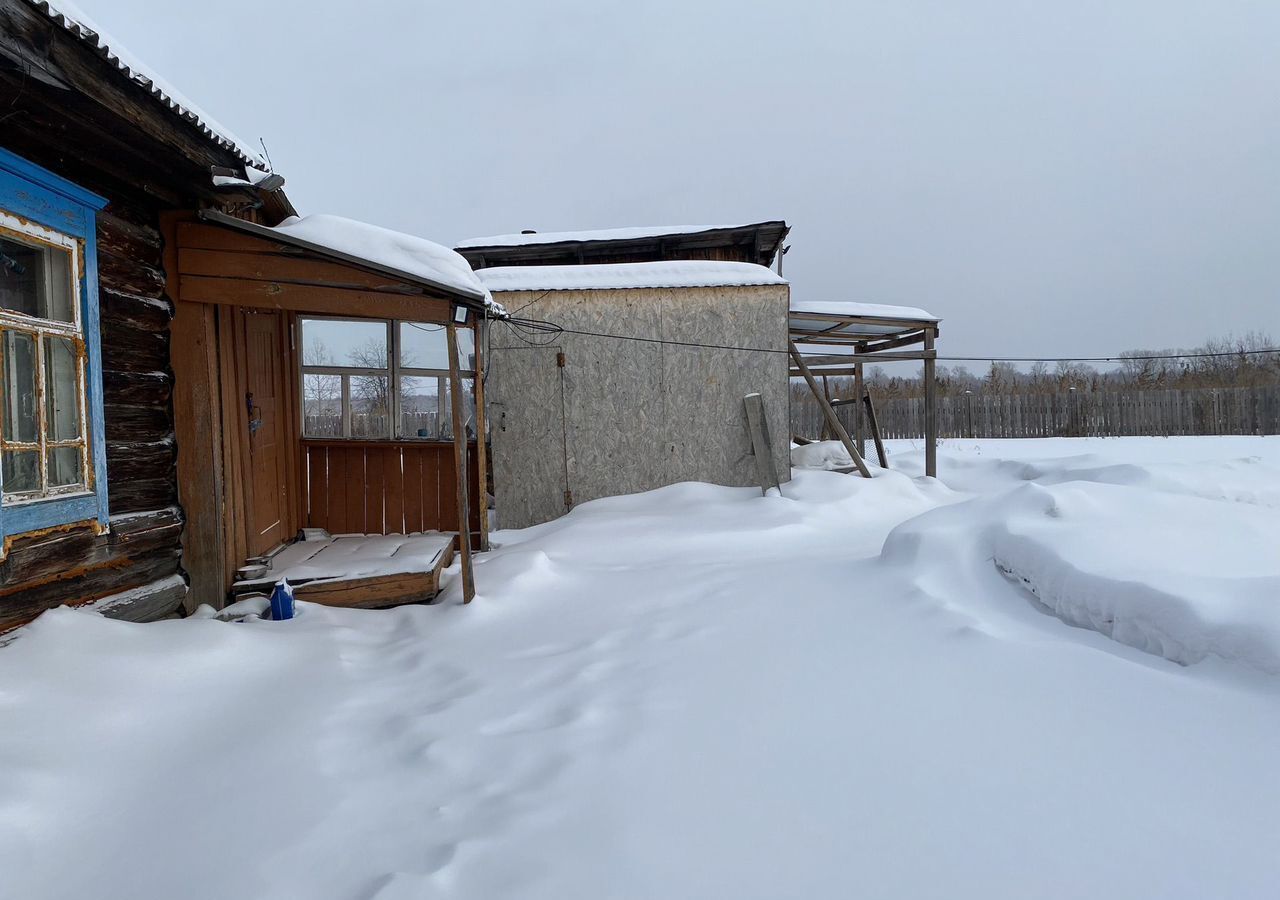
[[243, 310, 290, 554]]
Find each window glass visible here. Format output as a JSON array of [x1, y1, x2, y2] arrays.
[[47, 446, 82, 487], [302, 372, 342, 437], [301, 318, 478, 440], [44, 336, 80, 441], [399, 375, 444, 438], [400, 322, 448, 370], [0, 234, 74, 323], [2, 450, 39, 494], [350, 375, 389, 438], [440, 376, 477, 440], [300, 318, 388, 369], [2, 330, 38, 443], [400, 322, 475, 371]]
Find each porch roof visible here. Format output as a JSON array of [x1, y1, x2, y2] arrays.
[[196, 210, 493, 309]]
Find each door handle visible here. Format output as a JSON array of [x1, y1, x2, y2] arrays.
[[246, 392, 263, 435]]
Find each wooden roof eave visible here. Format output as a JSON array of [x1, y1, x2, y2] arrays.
[[196, 209, 488, 309], [175, 213, 476, 322]]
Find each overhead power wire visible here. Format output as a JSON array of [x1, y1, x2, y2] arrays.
[[498, 317, 1278, 365]]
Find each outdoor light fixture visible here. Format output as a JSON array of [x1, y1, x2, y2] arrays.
[[453, 306, 469, 324]]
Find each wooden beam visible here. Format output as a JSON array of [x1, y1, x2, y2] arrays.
[[924, 328, 938, 478], [793, 350, 936, 365], [178, 248, 424, 294], [743, 393, 782, 496], [863, 391, 890, 469], [447, 322, 475, 603], [790, 311, 939, 330], [178, 275, 451, 321], [820, 374, 833, 441], [853, 362, 866, 459], [472, 318, 491, 551], [162, 212, 225, 612], [788, 340, 872, 478], [856, 330, 927, 354]]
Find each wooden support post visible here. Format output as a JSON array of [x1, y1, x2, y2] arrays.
[[820, 374, 833, 440], [923, 328, 938, 478], [743, 393, 782, 496], [862, 391, 890, 469], [472, 317, 491, 551], [788, 341, 872, 478], [853, 362, 865, 459], [447, 321, 475, 603]]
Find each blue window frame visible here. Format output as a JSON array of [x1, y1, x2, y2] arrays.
[[0, 147, 109, 551]]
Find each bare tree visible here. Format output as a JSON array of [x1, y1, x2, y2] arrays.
[[303, 339, 340, 417]]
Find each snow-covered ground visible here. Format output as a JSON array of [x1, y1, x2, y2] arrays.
[[2, 437, 1278, 899]]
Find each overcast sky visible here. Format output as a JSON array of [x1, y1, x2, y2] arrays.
[[75, 0, 1279, 361]]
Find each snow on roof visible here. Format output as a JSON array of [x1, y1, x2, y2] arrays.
[[28, 1, 268, 168], [269, 214, 492, 305], [476, 260, 787, 293], [457, 223, 775, 249], [790, 299, 939, 322]]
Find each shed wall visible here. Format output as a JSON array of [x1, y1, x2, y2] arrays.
[[487, 284, 789, 529]]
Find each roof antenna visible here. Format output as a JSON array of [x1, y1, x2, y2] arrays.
[[258, 137, 275, 173]]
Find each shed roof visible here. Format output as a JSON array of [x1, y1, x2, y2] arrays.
[[27, 0, 267, 168], [790, 299, 940, 344], [477, 260, 787, 293], [458, 223, 780, 249], [457, 221, 789, 270]]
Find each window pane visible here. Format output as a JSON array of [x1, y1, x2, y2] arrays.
[[302, 373, 342, 437], [301, 318, 388, 369], [47, 445, 82, 487], [350, 375, 389, 438], [456, 328, 476, 371], [2, 449, 39, 494], [399, 322, 448, 369], [399, 375, 443, 438], [400, 322, 475, 371], [2, 330, 38, 443], [440, 376, 477, 440], [0, 234, 74, 323], [44, 335, 81, 441]]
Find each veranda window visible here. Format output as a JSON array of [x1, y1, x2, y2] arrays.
[[0, 215, 90, 503], [300, 317, 476, 440]]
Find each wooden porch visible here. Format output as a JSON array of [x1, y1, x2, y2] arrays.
[[167, 211, 489, 612], [232, 531, 456, 608]]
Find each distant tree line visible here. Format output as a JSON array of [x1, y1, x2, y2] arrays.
[[809, 332, 1280, 401]]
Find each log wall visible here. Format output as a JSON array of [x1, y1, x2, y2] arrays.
[[0, 0, 258, 629]]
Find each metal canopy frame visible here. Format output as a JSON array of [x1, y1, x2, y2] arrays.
[[789, 307, 940, 478]]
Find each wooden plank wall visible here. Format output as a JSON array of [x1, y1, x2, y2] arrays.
[[303, 441, 481, 536]]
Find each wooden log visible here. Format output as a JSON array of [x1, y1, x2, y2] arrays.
[[90, 574, 188, 622], [447, 323, 475, 603], [788, 340, 872, 478]]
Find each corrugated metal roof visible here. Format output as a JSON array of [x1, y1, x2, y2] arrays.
[[26, 0, 267, 168]]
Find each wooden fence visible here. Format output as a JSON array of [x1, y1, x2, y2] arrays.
[[791, 385, 1280, 440]]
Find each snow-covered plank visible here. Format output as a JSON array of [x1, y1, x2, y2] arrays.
[[789, 299, 939, 322], [477, 260, 786, 293]]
